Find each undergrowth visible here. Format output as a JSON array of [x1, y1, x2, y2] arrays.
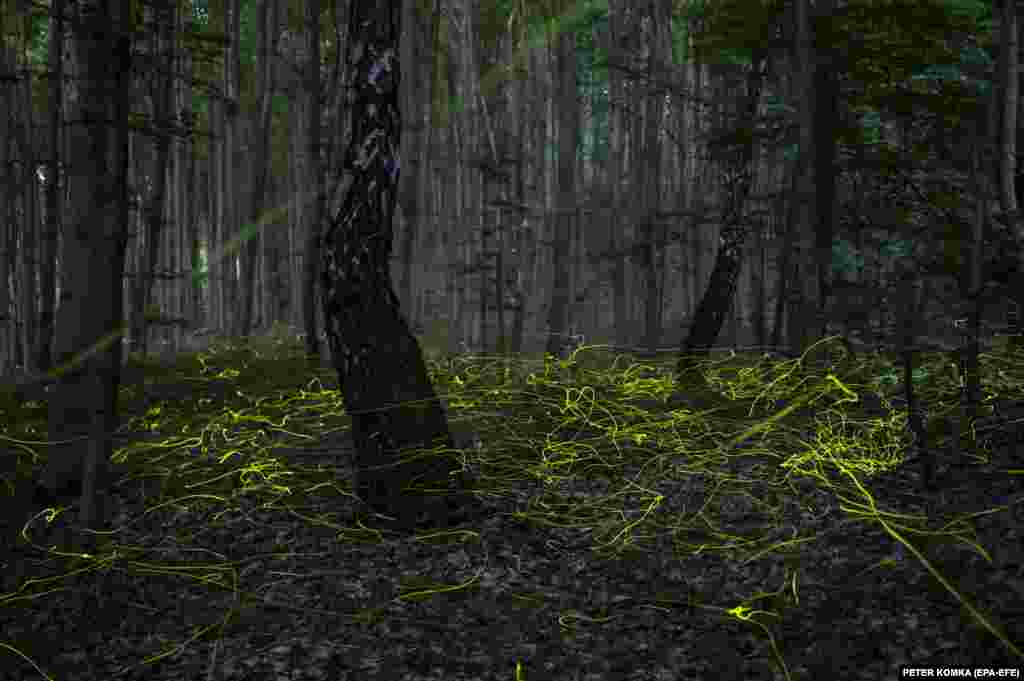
[[1, 328, 1022, 680]]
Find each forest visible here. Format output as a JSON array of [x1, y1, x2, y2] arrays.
[[1, 0, 1023, 679]]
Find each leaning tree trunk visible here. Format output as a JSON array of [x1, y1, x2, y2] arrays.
[[677, 56, 764, 380], [319, 0, 482, 533]]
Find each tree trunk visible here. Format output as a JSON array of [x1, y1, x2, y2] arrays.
[[238, 0, 277, 339], [605, 1, 630, 351], [545, 25, 576, 359], [0, 44, 10, 374], [395, 0, 420, 319], [786, 0, 822, 356], [998, 0, 1024, 348], [18, 70, 40, 376], [320, 0, 482, 533], [37, 0, 65, 375], [955, 103, 991, 468], [677, 58, 764, 378], [221, 0, 241, 335], [130, 0, 175, 359], [302, 0, 323, 359], [639, 1, 668, 356], [812, 0, 839, 344], [40, 0, 131, 544]]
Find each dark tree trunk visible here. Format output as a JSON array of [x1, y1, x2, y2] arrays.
[[302, 0, 322, 360], [677, 58, 764, 379], [37, 0, 65, 375], [130, 5, 174, 360], [39, 0, 132, 543], [319, 0, 481, 532], [544, 27, 577, 360]]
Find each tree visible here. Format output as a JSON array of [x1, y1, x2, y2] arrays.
[[302, 0, 323, 360], [676, 54, 766, 377], [237, 0, 279, 338], [995, 0, 1024, 346], [36, 0, 64, 375], [37, 0, 133, 543], [127, 0, 176, 359], [220, 0, 242, 334], [544, 10, 576, 359], [320, 0, 483, 533]]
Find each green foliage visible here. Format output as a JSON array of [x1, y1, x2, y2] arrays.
[[190, 0, 211, 27], [272, 93, 290, 116], [879, 239, 913, 260], [831, 239, 866, 280], [480, 0, 608, 54], [1, 1, 51, 70], [683, 0, 784, 66], [239, 0, 258, 68]]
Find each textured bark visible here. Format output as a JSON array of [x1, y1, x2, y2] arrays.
[[677, 58, 764, 377], [302, 0, 323, 359], [0, 46, 8, 373], [785, 0, 822, 356], [395, 0, 419, 319], [638, 0, 668, 356], [40, 0, 131, 540], [320, 0, 481, 532], [811, 0, 839, 345], [221, 0, 241, 334], [998, 0, 1024, 347], [239, 0, 277, 338], [130, 0, 174, 358], [608, 0, 638, 350], [36, 0, 65, 374], [545, 26, 576, 359]]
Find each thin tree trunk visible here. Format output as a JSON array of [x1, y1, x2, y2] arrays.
[[998, 0, 1024, 348], [36, 0, 65, 375], [209, 93, 223, 332], [545, 25, 576, 358], [639, 1, 667, 356], [17, 69, 39, 377], [221, 0, 241, 336], [786, 0, 821, 356], [239, 0, 277, 338], [810, 0, 839, 351], [131, 0, 174, 359], [771, 163, 800, 350], [302, 0, 323, 358], [395, 0, 420, 319], [0, 43, 14, 375]]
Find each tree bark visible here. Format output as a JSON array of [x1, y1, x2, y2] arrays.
[[545, 23, 576, 358], [638, 0, 668, 356], [998, 0, 1024, 347], [37, 0, 65, 375], [677, 58, 764, 378], [302, 0, 323, 359], [812, 0, 839, 343], [130, 0, 175, 359], [785, 0, 822, 356], [320, 0, 481, 532], [603, 1, 624, 350], [0, 44, 10, 374], [221, 0, 241, 335], [239, 0, 277, 338], [40, 0, 132, 542]]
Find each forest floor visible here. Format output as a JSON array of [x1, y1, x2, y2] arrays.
[[1, 331, 1023, 681]]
